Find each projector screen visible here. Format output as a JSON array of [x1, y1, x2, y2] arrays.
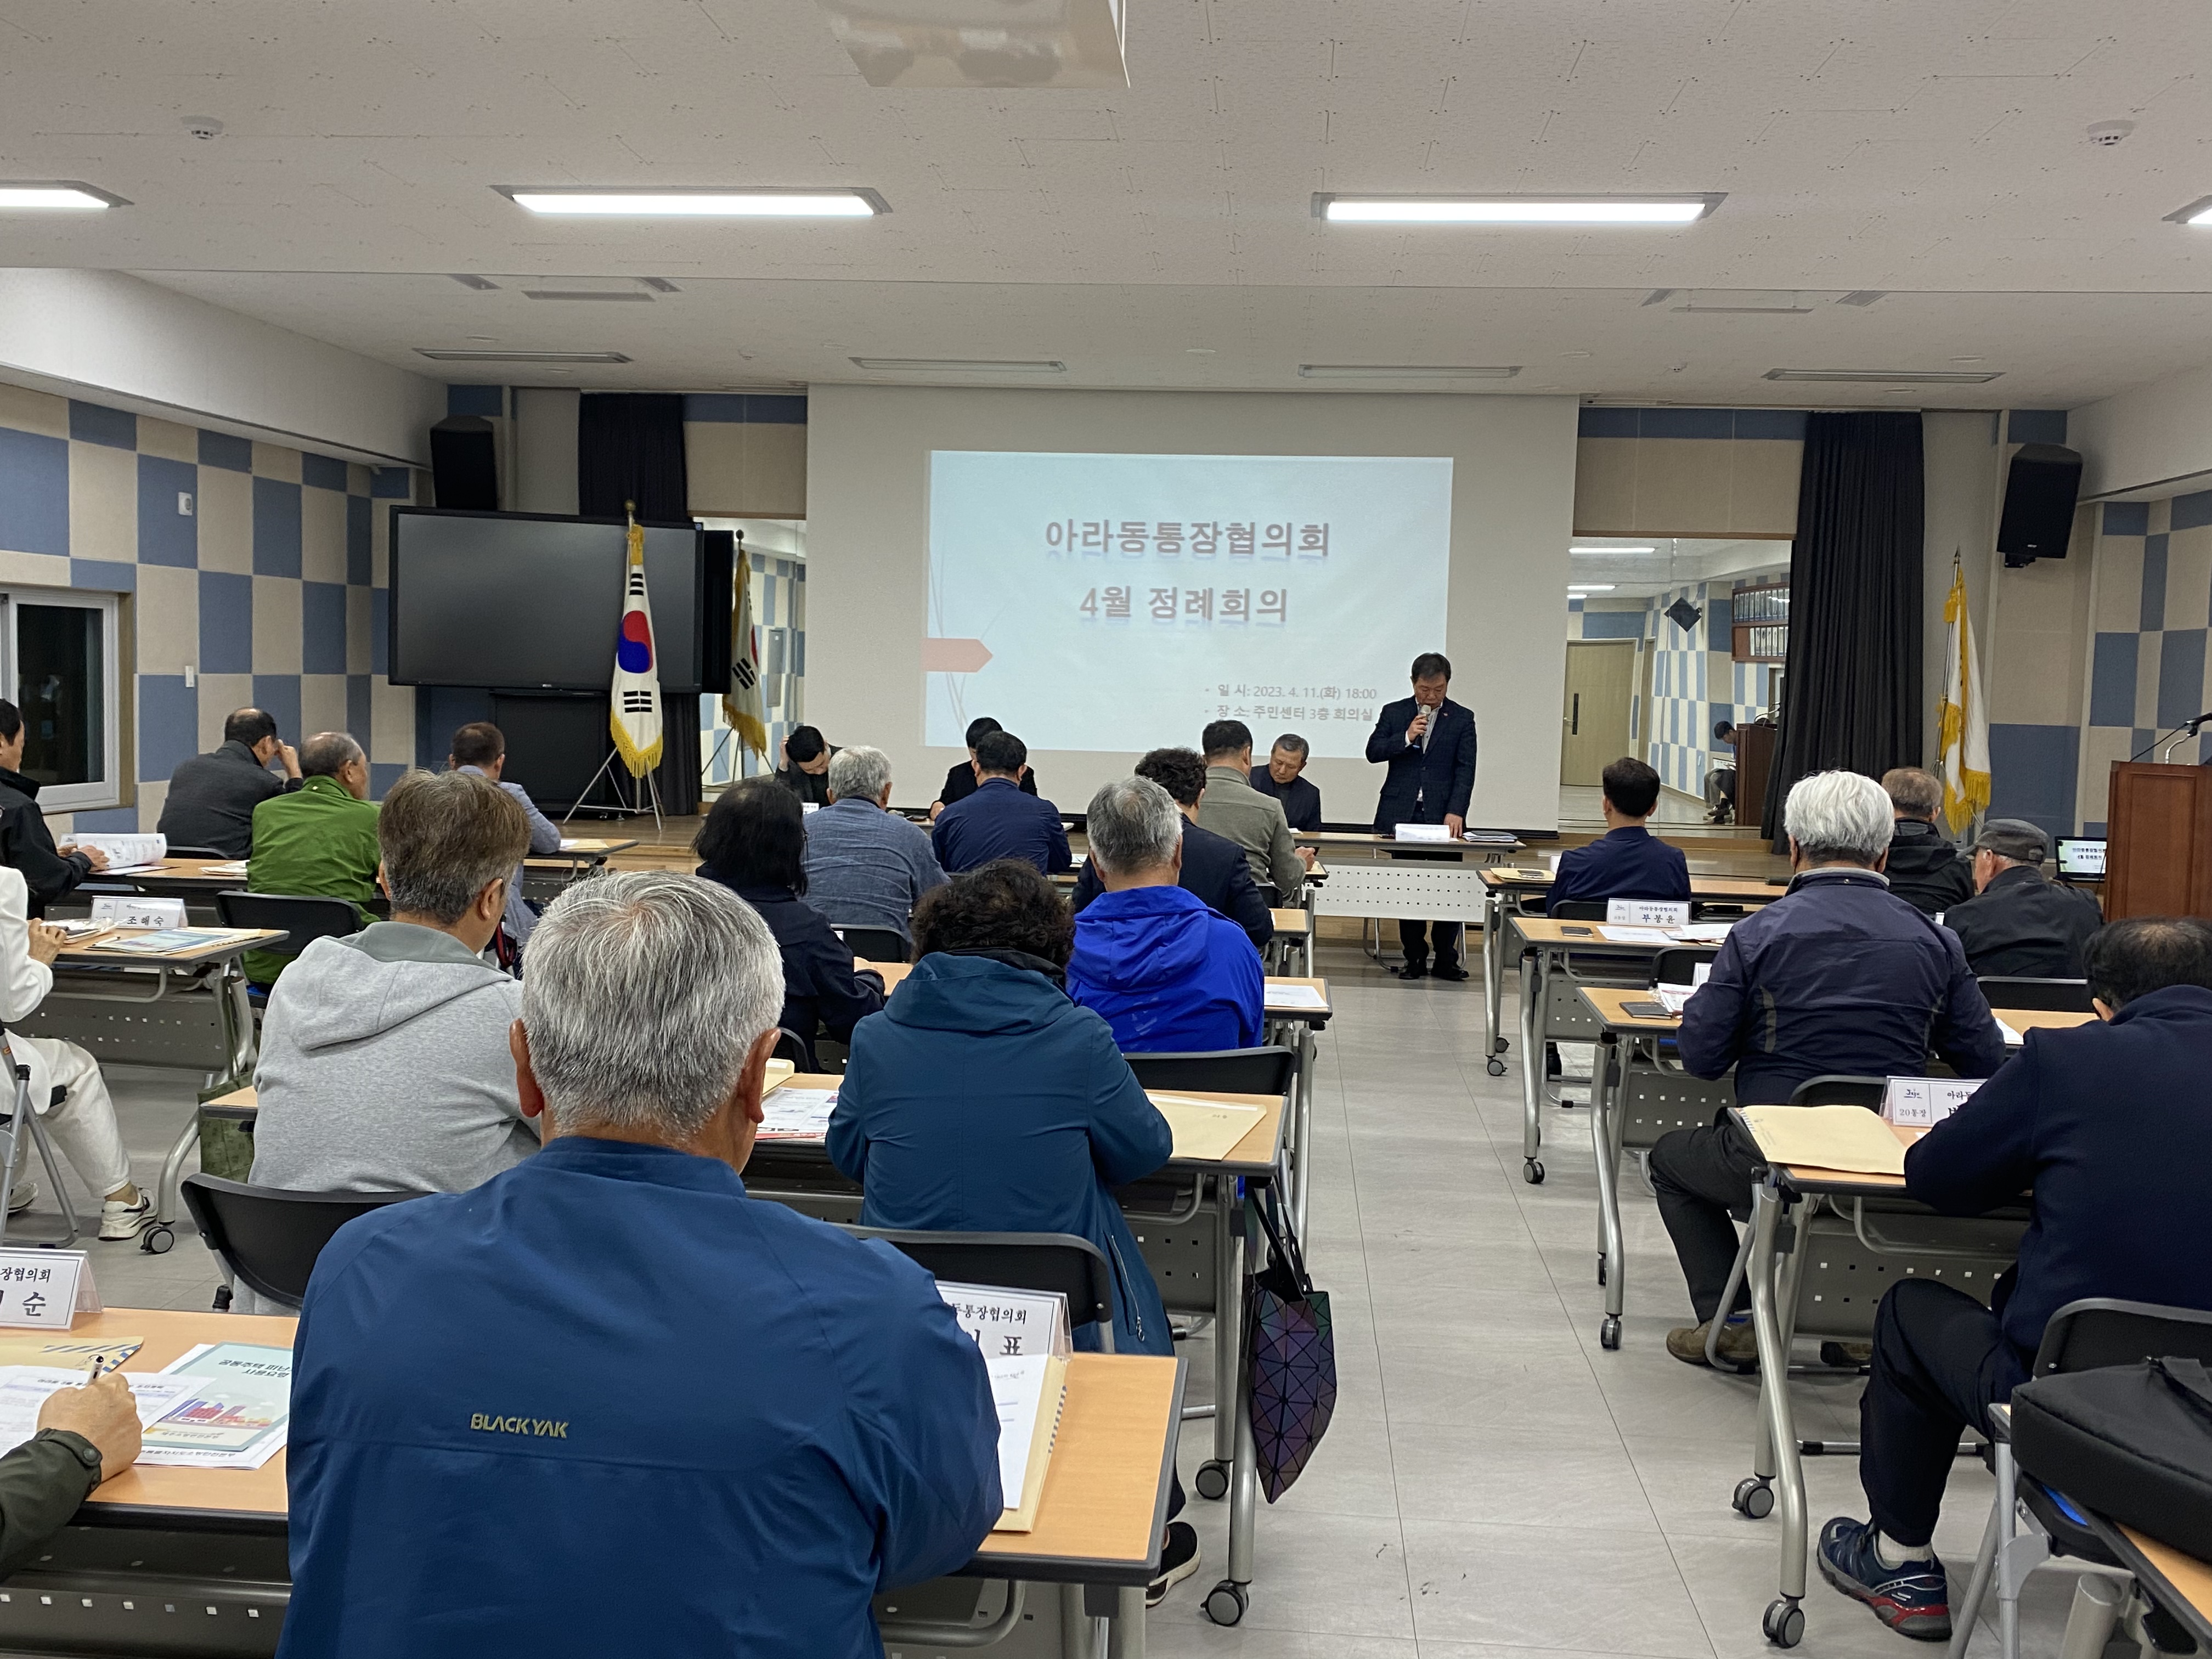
[[807, 386, 1578, 828], [924, 451, 1452, 757]]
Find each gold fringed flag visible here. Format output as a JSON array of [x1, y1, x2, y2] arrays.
[[610, 505, 664, 777], [722, 547, 768, 763], [1938, 553, 1990, 831]]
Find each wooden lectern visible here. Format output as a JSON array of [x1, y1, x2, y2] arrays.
[[2105, 762, 2212, 919]]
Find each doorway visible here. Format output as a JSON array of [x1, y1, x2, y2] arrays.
[[1560, 641, 1639, 787]]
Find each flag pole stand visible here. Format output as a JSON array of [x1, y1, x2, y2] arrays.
[[561, 749, 664, 834]]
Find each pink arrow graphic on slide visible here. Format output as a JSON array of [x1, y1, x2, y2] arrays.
[[921, 638, 994, 673]]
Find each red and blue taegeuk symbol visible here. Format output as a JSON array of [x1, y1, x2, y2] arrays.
[[618, 610, 654, 673]]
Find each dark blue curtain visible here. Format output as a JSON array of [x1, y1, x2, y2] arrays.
[[1761, 411, 1925, 847]]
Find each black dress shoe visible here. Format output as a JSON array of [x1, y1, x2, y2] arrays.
[[1394, 961, 1427, 980], [1431, 962, 1471, 982]]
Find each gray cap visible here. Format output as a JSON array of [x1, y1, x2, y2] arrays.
[[1972, 817, 2049, 864]]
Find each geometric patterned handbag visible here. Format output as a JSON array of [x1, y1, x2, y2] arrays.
[[1244, 1186, 1336, 1502]]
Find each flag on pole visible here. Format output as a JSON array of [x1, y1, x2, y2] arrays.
[[721, 548, 768, 764], [609, 504, 663, 777], [1938, 554, 1990, 831]]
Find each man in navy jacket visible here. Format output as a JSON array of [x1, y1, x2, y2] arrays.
[[1547, 757, 1691, 915], [1072, 748, 1271, 950], [280, 872, 1001, 1658], [931, 730, 1072, 875], [1653, 771, 2006, 1367], [1817, 917, 2212, 1643], [1365, 652, 1478, 980]]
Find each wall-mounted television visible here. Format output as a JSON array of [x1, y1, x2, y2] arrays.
[[388, 509, 723, 693]]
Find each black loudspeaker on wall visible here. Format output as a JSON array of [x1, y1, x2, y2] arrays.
[[429, 415, 499, 511], [1997, 442, 2083, 568]]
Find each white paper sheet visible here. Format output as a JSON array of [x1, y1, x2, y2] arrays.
[[1656, 986, 1695, 1015], [147, 1342, 292, 1469], [759, 1087, 838, 1141], [1997, 1018, 2024, 1047], [1595, 925, 1673, 944], [986, 1353, 1050, 1509], [0, 1368, 198, 1462], [1263, 983, 1328, 1011], [69, 833, 166, 870], [1666, 923, 1736, 944]]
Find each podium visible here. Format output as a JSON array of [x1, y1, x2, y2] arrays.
[[2105, 761, 2212, 919]]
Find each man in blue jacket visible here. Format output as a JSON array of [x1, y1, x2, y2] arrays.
[[930, 730, 1072, 875], [1547, 757, 1691, 915], [1652, 771, 2007, 1367], [1072, 748, 1272, 951], [1818, 917, 2212, 1642], [280, 871, 1001, 1659], [1069, 776, 1263, 1052], [1365, 652, 1478, 980]]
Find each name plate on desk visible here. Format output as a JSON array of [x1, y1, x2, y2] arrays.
[[1393, 823, 1453, 843], [1607, 899, 1691, 927], [1882, 1076, 1985, 1128], [937, 1283, 1070, 1361], [0, 1250, 97, 1329], [91, 895, 185, 932]]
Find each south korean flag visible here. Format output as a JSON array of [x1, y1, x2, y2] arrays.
[[609, 508, 663, 777]]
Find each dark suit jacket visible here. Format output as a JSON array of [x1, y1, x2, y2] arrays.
[[1365, 697, 1477, 831], [930, 778, 1071, 874], [1546, 826, 1691, 915], [0, 770, 91, 918], [1070, 819, 1272, 950], [1883, 817, 1974, 916], [1943, 866, 2104, 979], [157, 739, 298, 858], [697, 873, 885, 1069], [1247, 768, 1322, 831], [939, 762, 1039, 808]]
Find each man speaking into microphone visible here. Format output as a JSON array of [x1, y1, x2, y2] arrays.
[[1366, 652, 1479, 981]]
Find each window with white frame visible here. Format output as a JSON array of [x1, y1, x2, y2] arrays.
[[0, 589, 121, 814]]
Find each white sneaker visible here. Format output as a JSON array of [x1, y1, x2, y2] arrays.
[[7, 1181, 33, 1215], [99, 1193, 153, 1242]]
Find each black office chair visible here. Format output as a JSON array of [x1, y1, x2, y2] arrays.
[[1651, 946, 1719, 988], [1977, 975, 2096, 1013], [770, 1028, 814, 1070], [834, 926, 910, 965], [839, 1226, 1118, 1350], [215, 890, 364, 955], [1550, 899, 1609, 921], [1951, 1299, 2212, 1659], [1786, 1075, 1887, 1110], [1123, 1046, 1295, 1097], [180, 1173, 416, 1311], [163, 845, 229, 860]]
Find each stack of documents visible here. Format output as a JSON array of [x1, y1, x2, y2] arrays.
[[0, 1342, 294, 1472], [1150, 1093, 1266, 1160], [985, 1352, 1068, 1532], [69, 832, 166, 874], [759, 1087, 837, 1142], [1739, 1105, 1911, 1176], [1263, 983, 1328, 1012]]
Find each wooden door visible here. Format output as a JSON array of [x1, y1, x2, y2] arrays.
[[1561, 642, 1638, 786], [2107, 762, 2212, 919]]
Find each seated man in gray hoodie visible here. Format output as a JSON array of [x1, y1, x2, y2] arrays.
[[249, 768, 537, 1205]]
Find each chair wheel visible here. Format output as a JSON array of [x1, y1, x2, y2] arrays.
[[1523, 1159, 1544, 1184], [1600, 1316, 1621, 1350], [140, 1223, 174, 1255], [1733, 1477, 1774, 1519], [1203, 1581, 1247, 1626], [1763, 1597, 1803, 1647], [1193, 1460, 1229, 1502], [1487, 1057, 1507, 1076]]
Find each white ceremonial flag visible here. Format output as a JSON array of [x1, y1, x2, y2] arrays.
[[610, 507, 663, 777], [1938, 555, 1989, 831]]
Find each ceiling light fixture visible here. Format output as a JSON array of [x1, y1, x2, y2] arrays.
[[1571, 546, 1656, 555], [1764, 368, 2002, 385], [414, 348, 633, 364], [2165, 195, 2212, 225], [849, 357, 1065, 373], [0, 182, 127, 211], [521, 289, 654, 302], [499, 186, 887, 217], [448, 274, 499, 291], [1297, 364, 1520, 380], [1568, 584, 1616, 592], [1314, 193, 1720, 225]]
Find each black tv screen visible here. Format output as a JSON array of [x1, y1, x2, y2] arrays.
[[388, 509, 712, 692]]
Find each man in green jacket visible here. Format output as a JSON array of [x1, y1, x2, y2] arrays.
[[245, 732, 381, 986]]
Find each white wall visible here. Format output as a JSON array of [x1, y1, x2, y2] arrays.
[[2072, 360, 2212, 500], [806, 385, 1579, 828], [0, 268, 438, 466], [513, 387, 582, 515], [1920, 410, 2003, 764]]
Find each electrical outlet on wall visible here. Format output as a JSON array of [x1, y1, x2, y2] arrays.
[[177, 492, 194, 516]]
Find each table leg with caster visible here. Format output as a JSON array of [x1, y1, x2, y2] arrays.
[[1745, 1178, 1807, 1647], [1518, 947, 1544, 1183], [1204, 1356, 1258, 1627], [1589, 1032, 1623, 1350], [1483, 892, 1506, 1066], [1197, 1178, 1244, 1504]]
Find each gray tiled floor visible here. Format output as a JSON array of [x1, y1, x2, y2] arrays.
[[60, 949, 2080, 1659]]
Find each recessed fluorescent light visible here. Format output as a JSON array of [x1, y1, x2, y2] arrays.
[[1297, 364, 1520, 380], [448, 274, 499, 291], [1314, 193, 1720, 225], [414, 348, 633, 364], [1572, 546, 1656, 555], [1568, 584, 1616, 592], [499, 186, 886, 217], [521, 289, 655, 302], [849, 357, 1065, 373], [2163, 195, 2212, 225], [0, 181, 127, 211], [1764, 368, 2002, 385]]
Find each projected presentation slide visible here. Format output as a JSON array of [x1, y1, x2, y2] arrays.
[[924, 451, 1453, 757]]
